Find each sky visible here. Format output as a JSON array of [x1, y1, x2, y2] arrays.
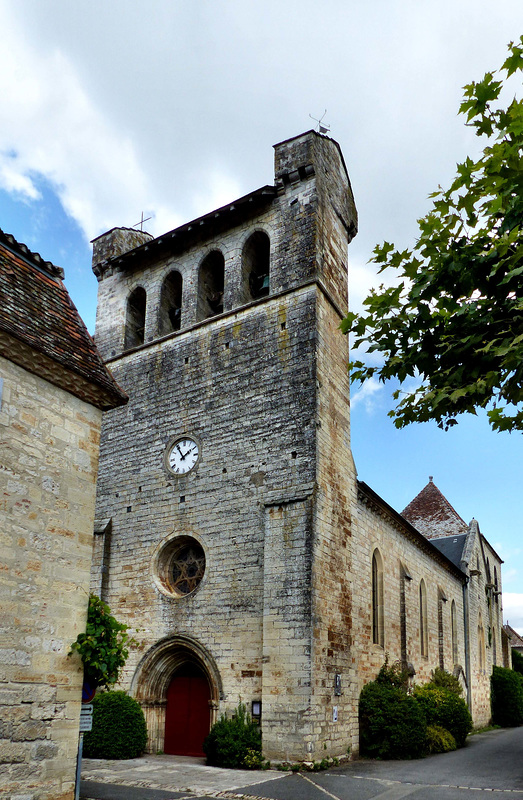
[[1, 0, 522, 633]]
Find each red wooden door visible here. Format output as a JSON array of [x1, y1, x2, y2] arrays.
[[164, 670, 210, 756]]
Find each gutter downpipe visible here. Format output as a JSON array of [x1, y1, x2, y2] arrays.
[[462, 576, 472, 710]]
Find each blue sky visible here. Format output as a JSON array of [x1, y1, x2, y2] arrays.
[[1, 0, 522, 631]]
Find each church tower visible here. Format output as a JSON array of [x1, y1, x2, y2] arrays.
[[91, 131, 359, 761]]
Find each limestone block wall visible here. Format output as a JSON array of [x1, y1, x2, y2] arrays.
[[465, 533, 504, 726], [351, 491, 470, 748], [0, 357, 102, 800], [308, 290, 356, 759], [93, 286, 319, 758]]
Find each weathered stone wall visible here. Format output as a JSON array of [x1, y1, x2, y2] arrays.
[[0, 356, 102, 800], [92, 131, 359, 761], [466, 532, 504, 726], [351, 492, 504, 741]]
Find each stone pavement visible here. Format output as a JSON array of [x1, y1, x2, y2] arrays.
[[81, 754, 284, 798]]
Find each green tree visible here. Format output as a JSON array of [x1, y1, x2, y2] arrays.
[[341, 38, 523, 433]]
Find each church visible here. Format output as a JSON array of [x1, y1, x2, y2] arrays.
[[90, 131, 507, 762]]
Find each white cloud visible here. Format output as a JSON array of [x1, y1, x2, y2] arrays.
[[502, 594, 523, 635], [350, 377, 384, 413], [0, 4, 164, 240]]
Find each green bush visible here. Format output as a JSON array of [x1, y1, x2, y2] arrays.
[[511, 649, 523, 676], [491, 666, 523, 726], [203, 702, 262, 768], [359, 681, 427, 759], [425, 724, 457, 754], [83, 691, 147, 759], [429, 668, 462, 696], [413, 685, 472, 747]]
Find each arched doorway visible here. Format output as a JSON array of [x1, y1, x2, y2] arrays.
[[130, 634, 222, 754], [164, 663, 210, 756]]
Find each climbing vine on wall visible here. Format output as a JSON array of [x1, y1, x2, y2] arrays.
[[69, 594, 134, 689]]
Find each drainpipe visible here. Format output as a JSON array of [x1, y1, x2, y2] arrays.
[[462, 577, 472, 710]]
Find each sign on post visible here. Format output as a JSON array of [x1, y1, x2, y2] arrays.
[[79, 704, 93, 733]]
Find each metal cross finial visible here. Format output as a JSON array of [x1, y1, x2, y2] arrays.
[[132, 212, 152, 231], [309, 110, 330, 135]]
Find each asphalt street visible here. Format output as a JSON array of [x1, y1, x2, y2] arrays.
[[81, 726, 523, 800]]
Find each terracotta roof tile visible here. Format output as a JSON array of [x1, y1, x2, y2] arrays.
[[401, 477, 468, 540], [0, 228, 127, 410]]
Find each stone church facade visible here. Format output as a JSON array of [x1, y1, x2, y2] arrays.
[[90, 131, 505, 761]]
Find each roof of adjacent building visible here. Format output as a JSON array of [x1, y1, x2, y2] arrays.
[[0, 228, 127, 410], [504, 624, 523, 651], [401, 477, 468, 540]]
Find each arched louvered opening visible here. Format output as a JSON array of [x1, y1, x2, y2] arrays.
[[197, 251, 224, 320], [125, 286, 147, 349], [242, 231, 270, 302], [159, 271, 183, 335]]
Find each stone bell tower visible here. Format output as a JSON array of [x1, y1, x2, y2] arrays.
[[91, 131, 359, 760]]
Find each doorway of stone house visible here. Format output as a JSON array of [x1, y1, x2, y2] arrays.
[[164, 663, 211, 756]]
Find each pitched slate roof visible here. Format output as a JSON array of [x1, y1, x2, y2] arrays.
[[0, 228, 127, 410], [401, 477, 468, 540], [430, 533, 468, 570]]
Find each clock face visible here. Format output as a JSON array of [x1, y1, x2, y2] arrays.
[[168, 437, 199, 475]]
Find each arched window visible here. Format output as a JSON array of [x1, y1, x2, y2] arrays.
[[478, 614, 486, 671], [437, 591, 445, 670], [372, 549, 384, 647], [125, 286, 146, 349], [494, 566, 499, 605], [242, 231, 270, 302], [197, 251, 224, 320], [159, 271, 183, 335], [451, 600, 458, 667], [419, 580, 428, 657]]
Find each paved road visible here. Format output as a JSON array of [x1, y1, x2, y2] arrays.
[[81, 727, 523, 800]]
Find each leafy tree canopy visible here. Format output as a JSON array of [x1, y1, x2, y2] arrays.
[[341, 38, 523, 432]]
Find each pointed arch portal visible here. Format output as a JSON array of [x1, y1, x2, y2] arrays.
[[131, 634, 222, 755]]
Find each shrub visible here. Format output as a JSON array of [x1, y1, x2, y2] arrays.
[[491, 666, 523, 727], [375, 657, 409, 689], [511, 649, 523, 676], [83, 691, 147, 759], [203, 702, 262, 768], [359, 681, 427, 759], [425, 724, 457, 754], [429, 668, 462, 696], [413, 685, 471, 747]]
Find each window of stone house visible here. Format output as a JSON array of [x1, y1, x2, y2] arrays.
[[451, 599, 458, 667], [242, 231, 270, 302], [494, 566, 499, 604], [159, 270, 183, 335], [372, 549, 384, 647], [197, 251, 225, 320], [419, 580, 428, 657], [125, 286, 147, 349]]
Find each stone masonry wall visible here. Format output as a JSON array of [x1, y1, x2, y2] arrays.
[[93, 285, 319, 759], [0, 357, 102, 800]]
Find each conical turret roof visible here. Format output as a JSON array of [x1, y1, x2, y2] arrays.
[[401, 477, 468, 540]]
